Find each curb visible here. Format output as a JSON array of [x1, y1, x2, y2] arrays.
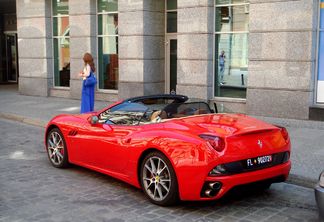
[[286, 174, 317, 189], [0, 112, 318, 189], [0, 113, 46, 128]]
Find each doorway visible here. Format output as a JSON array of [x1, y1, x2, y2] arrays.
[[165, 36, 177, 94], [5, 32, 18, 82]]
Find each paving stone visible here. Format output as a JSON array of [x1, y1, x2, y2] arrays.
[[218, 216, 241, 222], [232, 210, 249, 218], [195, 218, 215, 222], [252, 207, 278, 218], [158, 214, 177, 221]]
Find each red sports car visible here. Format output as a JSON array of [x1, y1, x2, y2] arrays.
[[45, 94, 291, 206]]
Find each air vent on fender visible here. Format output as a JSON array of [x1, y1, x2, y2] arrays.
[[68, 130, 78, 136]]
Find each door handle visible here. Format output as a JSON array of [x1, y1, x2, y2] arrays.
[[122, 138, 131, 144]]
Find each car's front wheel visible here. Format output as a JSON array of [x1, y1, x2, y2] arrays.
[[46, 128, 69, 168], [140, 151, 178, 206]]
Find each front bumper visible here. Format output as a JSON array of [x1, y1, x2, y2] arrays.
[[315, 184, 324, 221], [179, 161, 291, 201]]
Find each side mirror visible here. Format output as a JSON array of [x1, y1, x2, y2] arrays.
[[88, 115, 99, 125]]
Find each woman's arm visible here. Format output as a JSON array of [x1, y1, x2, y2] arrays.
[[83, 64, 91, 77], [79, 64, 91, 79]]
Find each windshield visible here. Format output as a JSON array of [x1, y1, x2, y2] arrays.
[[98, 100, 213, 126]]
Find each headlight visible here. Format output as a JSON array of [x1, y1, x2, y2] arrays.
[[319, 171, 324, 188]]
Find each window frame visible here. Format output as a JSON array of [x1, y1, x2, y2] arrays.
[[96, 0, 119, 93], [315, 0, 324, 105], [213, 0, 249, 100], [51, 0, 70, 88]]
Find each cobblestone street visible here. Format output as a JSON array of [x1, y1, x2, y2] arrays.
[[0, 119, 320, 222]]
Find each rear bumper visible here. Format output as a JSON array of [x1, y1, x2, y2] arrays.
[[180, 161, 291, 201], [315, 184, 324, 221]]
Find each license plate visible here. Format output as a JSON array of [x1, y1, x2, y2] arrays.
[[246, 155, 272, 168]]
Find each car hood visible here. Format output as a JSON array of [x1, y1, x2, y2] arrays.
[[75, 112, 97, 119], [165, 113, 278, 138], [49, 112, 96, 124]]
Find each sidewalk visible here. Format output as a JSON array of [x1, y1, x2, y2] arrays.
[[0, 84, 323, 188], [0, 84, 110, 127]]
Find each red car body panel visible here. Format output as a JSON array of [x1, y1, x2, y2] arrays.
[[45, 109, 291, 201]]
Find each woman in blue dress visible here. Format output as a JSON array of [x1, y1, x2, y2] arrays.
[[79, 53, 97, 114]]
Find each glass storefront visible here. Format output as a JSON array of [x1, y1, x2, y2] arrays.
[[214, 0, 249, 98], [97, 0, 118, 90], [317, 0, 324, 103], [52, 0, 70, 87]]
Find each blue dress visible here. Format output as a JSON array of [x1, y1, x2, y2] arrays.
[[80, 72, 97, 114]]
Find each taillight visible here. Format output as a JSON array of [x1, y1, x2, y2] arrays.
[[199, 134, 225, 152], [276, 125, 289, 141]]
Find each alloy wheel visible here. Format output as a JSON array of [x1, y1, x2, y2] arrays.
[[47, 130, 65, 166], [142, 156, 171, 201]]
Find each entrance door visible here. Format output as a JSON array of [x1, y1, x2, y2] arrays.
[[166, 36, 177, 94], [5, 33, 18, 82]]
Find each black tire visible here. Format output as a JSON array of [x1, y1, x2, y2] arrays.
[[140, 151, 179, 206], [46, 128, 69, 168]]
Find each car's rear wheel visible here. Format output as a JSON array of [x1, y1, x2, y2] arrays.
[[140, 151, 178, 206], [46, 128, 69, 168]]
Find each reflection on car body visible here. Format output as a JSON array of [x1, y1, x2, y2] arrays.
[[45, 94, 291, 206]]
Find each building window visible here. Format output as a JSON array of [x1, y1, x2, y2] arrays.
[[214, 0, 249, 98], [97, 0, 118, 90], [52, 0, 70, 87], [317, 0, 324, 103], [166, 0, 177, 33], [165, 0, 177, 93]]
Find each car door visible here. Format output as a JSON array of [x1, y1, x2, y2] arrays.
[[71, 122, 139, 175], [72, 100, 151, 174]]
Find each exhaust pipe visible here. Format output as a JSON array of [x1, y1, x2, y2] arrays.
[[205, 189, 212, 197], [201, 181, 222, 198], [205, 189, 216, 197], [209, 182, 222, 190]]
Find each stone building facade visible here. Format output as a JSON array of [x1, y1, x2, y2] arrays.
[[8, 0, 324, 120]]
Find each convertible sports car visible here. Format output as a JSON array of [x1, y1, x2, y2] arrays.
[[45, 94, 291, 206]]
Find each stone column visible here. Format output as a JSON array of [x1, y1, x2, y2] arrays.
[[17, 0, 52, 96], [176, 0, 214, 100], [69, 0, 97, 99], [118, 0, 165, 99], [247, 0, 316, 119]]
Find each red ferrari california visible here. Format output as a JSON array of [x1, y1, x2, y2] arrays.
[[45, 94, 291, 206]]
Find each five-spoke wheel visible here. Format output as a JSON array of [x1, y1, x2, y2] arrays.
[[47, 128, 69, 168], [140, 152, 178, 206]]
